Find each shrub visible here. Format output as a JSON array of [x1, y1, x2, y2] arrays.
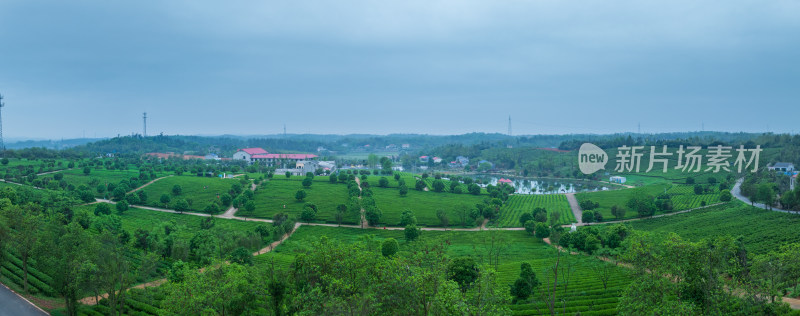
[[381, 238, 399, 257]]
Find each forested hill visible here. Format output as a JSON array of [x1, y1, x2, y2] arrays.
[[4, 132, 797, 162], [46, 133, 562, 156]]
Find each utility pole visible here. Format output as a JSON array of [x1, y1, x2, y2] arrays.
[[508, 115, 512, 136], [0, 93, 5, 150], [143, 112, 147, 137]]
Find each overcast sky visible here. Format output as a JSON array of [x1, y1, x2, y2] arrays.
[[1, 1, 798, 140]]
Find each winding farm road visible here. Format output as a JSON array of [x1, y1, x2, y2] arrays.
[[732, 178, 798, 214]]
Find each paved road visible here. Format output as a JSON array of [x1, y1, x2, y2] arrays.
[[0, 283, 48, 316], [732, 178, 797, 214]]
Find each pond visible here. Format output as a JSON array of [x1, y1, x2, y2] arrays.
[[464, 174, 617, 194]]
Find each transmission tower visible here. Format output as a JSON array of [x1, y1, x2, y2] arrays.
[[0, 94, 5, 150], [508, 115, 512, 136], [143, 112, 147, 137]]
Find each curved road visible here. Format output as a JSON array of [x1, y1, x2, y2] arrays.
[[732, 178, 797, 214], [0, 283, 48, 316]]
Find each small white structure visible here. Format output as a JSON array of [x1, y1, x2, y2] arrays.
[[610, 176, 627, 184], [570, 223, 577, 232], [768, 162, 795, 173]]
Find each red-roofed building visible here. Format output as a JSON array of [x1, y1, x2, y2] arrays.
[[233, 147, 317, 166], [233, 148, 269, 161]]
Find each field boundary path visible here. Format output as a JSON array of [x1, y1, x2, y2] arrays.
[[565, 193, 582, 224], [733, 178, 797, 214], [354, 177, 368, 228], [127, 175, 173, 194], [36, 168, 76, 176]]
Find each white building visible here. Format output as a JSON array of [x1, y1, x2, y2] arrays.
[[768, 162, 795, 173], [232, 148, 268, 161], [609, 176, 627, 184]]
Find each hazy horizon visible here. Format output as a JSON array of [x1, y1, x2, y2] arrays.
[[1, 1, 798, 139]]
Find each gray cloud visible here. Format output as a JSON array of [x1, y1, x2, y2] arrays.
[[0, 0, 798, 138]]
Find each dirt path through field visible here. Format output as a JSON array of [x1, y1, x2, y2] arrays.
[[127, 175, 173, 194], [565, 193, 582, 224], [35, 167, 77, 176], [354, 177, 369, 228]]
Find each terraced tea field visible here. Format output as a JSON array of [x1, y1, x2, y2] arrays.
[[497, 194, 575, 227], [667, 185, 722, 210]]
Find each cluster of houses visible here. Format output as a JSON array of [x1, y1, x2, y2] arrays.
[[419, 155, 473, 169]]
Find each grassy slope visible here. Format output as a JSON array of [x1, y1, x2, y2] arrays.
[[248, 178, 352, 223], [575, 184, 669, 220], [58, 168, 144, 194], [371, 186, 485, 227], [140, 176, 239, 213], [115, 206, 266, 239]]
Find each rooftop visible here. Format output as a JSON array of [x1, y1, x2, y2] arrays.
[[252, 153, 318, 159], [239, 148, 268, 155]]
